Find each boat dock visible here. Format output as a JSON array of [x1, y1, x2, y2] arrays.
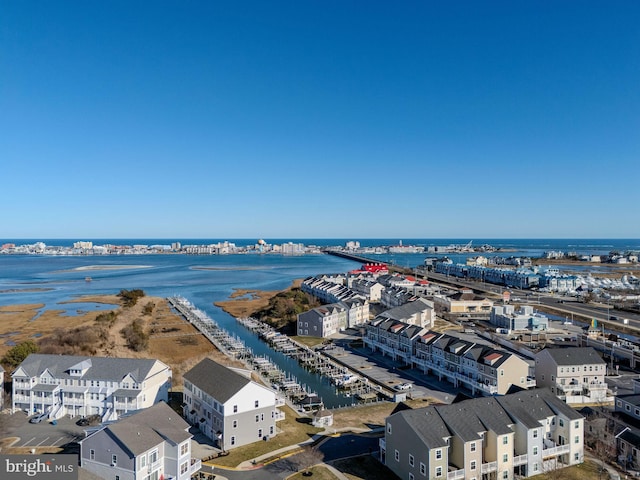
[[168, 296, 322, 409], [236, 316, 376, 399]]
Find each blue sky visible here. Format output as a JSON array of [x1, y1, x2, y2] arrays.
[[1, 1, 638, 239]]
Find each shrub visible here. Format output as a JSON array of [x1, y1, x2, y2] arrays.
[[120, 319, 149, 351], [118, 289, 145, 308]]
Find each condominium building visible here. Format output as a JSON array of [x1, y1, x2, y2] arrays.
[[382, 388, 584, 480], [433, 289, 494, 314], [182, 358, 282, 451], [11, 354, 172, 421], [490, 305, 549, 331], [534, 347, 609, 404], [80, 401, 200, 480]]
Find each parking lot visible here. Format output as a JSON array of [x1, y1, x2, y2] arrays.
[[1, 410, 86, 452]]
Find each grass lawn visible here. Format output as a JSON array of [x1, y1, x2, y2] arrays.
[[209, 405, 323, 467], [290, 335, 325, 348], [287, 465, 339, 480]]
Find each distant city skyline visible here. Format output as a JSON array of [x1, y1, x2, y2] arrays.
[[1, 1, 638, 238]]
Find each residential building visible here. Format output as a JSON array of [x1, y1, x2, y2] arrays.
[[382, 388, 584, 480], [80, 401, 200, 480], [535, 347, 609, 404], [182, 358, 281, 451], [350, 278, 385, 302], [364, 325, 534, 396], [615, 394, 640, 423], [491, 305, 549, 331], [11, 354, 172, 421], [297, 303, 347, 337], [433, 288, 494, 314], [380, 286, 418, 308], [376, 297, 434, 329], [364, 319, 427, 364]]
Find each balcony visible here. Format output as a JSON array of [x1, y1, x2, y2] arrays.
[[189, 458, 201, 475], [481, 461, 497, 474], [379, 438, 386, 450], [543, 444, 570, 457], [447, 468, 465, 479], [513, 454, 528, 466]]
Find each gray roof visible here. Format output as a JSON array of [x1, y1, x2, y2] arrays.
[[183, 357, 251, 403], [497, 388, 583, 426], [101, 402, 191, 456], [393, 407, 450, 449], [617, 394, 640, 407], [539, 347, 606, 366], [378, 298, 432, 322], [15, 354, 165, 383]]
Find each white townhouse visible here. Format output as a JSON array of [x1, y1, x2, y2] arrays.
[[350, 278, 385, 302], [382, 388, 584, 480], [534, 347, 609, 404], [411, 331, 535, 396], [376, 297, 434, 329], [80, 401, 200, 480], [297, 298, 370, 337], [182, 358, 282, 451], [11, 354, 172, 421]]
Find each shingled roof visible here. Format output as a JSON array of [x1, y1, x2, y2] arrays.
[[183, 357, 251, 403], [86, 402, 191, 456], [540, 347, 606, 366]]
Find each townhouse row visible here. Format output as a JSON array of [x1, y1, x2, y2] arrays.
[[364, 320, 535, 396], [383, 388, 584, 480]]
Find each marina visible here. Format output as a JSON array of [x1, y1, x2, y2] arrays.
[[168, 296, 372, 409], [236, 316, 377, 399]]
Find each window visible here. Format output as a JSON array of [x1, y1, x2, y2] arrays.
[[140, 455, 146, 468], [533, 463, 539, 472], [409, 474, 414, 480], [575, 453, 580, 461], [255, 400, 259, 408], [256, 415, 259, 422], [233, 420, 237, 428], [233, 405, 238, 413], [502, 472, 508, 479], [559, 419, 564, 427], [574, 421, 580, 429], [574, 436, 579, 444], [149, 450, 158, 464], [258, 429, 262, 438], [90, 449, 95, 460], [502, 454, 508, 463], [503, 436, 508, 445], [470, 442, 476, 452], [435, 449, 442, 460], [111, 454, 117, 466], [420, 463, 426, 476], [180, 442, 188, 456], [533, 429, 538, 438], [435, 466, 442, 477], [180, 461, 188, 475], [470, 460, 476, 470], [395, 450, 400, 462], [533, 447, 538, 455], [231, 436, 236, 446], [409, 454, 414, 466], [387, 423, 392, 434], [270, 426, 274, 435]]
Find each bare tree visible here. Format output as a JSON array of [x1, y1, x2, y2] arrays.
[[289, 444, 325, 475]]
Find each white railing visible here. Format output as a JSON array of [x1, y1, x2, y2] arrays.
[[513, 454, 528, 466], [189, 458, 201, 475], [379, 438, 386, 450], [447, 468, 465, 479], [542, 444, 570, 457], [481, 461, 497, 474]]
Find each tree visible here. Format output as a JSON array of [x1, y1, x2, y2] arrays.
[[118, 289, 145, 307], [1, 340, 38, 368], [293, 444, 325, 475]]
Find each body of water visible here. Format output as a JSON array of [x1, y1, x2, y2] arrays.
[[0, 239, 636, 407]]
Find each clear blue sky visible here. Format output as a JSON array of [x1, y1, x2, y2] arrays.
[[1, 1, 638, 239]]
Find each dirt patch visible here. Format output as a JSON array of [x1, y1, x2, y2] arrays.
[[214, 279, 303, 318]]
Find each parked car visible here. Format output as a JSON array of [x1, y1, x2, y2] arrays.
[[395, 383, 413, 391], [29, 412, 49, 424], [76, 414, 101, 426]]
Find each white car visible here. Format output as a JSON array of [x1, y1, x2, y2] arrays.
[[395, 383, 413, 391]]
